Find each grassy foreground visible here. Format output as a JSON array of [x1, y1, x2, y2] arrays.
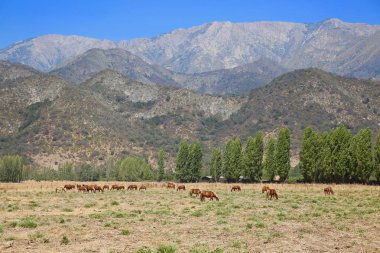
[[0, 182, 379, 253]]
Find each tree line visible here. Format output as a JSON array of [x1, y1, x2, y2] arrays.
[[1, 126, 379, 184], [300, 125, 380, 183]]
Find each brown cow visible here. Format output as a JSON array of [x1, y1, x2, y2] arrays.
[[64, 184, 75, 190], [127, 185, 138, 190], [262, 186, 270, 193], [231, 185, 241, 192], [324, 186, 334, 195], [103, 185, 109, 191], [177, 185, 186, 191], [200, 191, 219, 201], [189, 188, 202, 197], [167, 182, 175, 189], [266, 189, 278, 200], [139, 185, 147, 191]]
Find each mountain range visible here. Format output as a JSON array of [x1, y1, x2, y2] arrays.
[[1, 60, 379, 168], [1, 18, 380, 81], [1, 18, 379, 168]]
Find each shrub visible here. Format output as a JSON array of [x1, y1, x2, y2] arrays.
[[121, 229, 130, 236], [61, 235, 69, 245], [19, 216, 37, 228], [157, 244, 176, 253]]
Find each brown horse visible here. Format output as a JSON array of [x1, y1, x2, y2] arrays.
[[127, 185, 138, 190], [55, 187, 66, 193], [200, 191, 219, 201], [231, 185, 241, 192], [102, 185, 109, 191], [262, 186, 270, 193], [94, 185, 103, 192], [77, 186, 87, 192], [266, 189, 278, 200], [324, 186, 334, 195], [85, 185, 95, 193], [167, 182, 175, 189], [111, 184, 121, 190], [177, 185, 186, 191], [139, 185, 147, 191], [64, 184, 75, 190], [189, 188, 202, 197]]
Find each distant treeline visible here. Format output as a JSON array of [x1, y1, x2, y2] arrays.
[[0, 126, 379, 184]]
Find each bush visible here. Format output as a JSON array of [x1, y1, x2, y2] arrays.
[[0, 155, 24, 182], [61, 235, 69, 245], [157, 244, 176, 253]]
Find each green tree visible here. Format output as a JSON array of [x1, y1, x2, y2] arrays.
[[263, 137, 276, 181], [299, 127, 321, 182], [210, 148, 222, 181], [326, 125, 352, 183], [58, 162, 76, 181], [349, 128, 373, 183], [374, 133, 380, 182], [157, 149, 165, 182], [244, 136, 255, 181], [224, 138, 242, 182], [112, 156, 154, 181], [176, 140, 190, 182], [252, 131, 264, 181], [188, 140, 202, 182], [275, 128, 291, 182], [0, 155, 24, 182]]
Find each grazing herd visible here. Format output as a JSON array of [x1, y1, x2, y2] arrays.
[[57, 183, 335, 202]]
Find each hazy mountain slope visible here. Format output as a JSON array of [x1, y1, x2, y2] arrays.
[[0, 35, 118, 71], [51, 48, 287, 95], [173, 58, 288, 94], [50, 48, 179, 86], [1, 19, 379, 80]]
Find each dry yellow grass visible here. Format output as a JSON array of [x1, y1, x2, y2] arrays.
[[0, 181, 379, 253]]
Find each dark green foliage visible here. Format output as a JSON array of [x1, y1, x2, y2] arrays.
[[58, 162, 76, 181], [112, 157, 155, 181], [176, 140, 190, 182], [223, 138, 242, 182], [275, 128, 291, 182], [300, 127, 322, 182], [252, 131, 264, 180], [263, 137, 276, 181], [244, 136, 255, 181], [210, 148, 222, 181], [188, 140, 203, 182], [0, 155, 23, 182], [374, 133, 380, 182], [175, 140, 203, 182], [321, 125, 352, 183], [349, 128, 373, 183], [157, 149, 165, 182], [18, 99, 51, 131]]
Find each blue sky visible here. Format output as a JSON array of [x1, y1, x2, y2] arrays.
[[1, 0, 379, 49]]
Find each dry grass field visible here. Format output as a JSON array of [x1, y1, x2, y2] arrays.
[[0, 181, 379, 253]]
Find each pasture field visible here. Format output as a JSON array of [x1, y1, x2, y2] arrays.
[[0, 182, 379, 253]]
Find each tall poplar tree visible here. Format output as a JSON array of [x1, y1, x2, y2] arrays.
[[157, 149, 165, 182], [189, 140, 202, 182], [252, 131, 264, 180], [275, 127, 291, 182], [263, 137, 276, 181], [300, 127, 321, 182], [176, 139, 189, 182], [374, 133, 380, 182], [349, 128, 373, 183], [244, 136, 255, 181], [210, 148, 222, 181]]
